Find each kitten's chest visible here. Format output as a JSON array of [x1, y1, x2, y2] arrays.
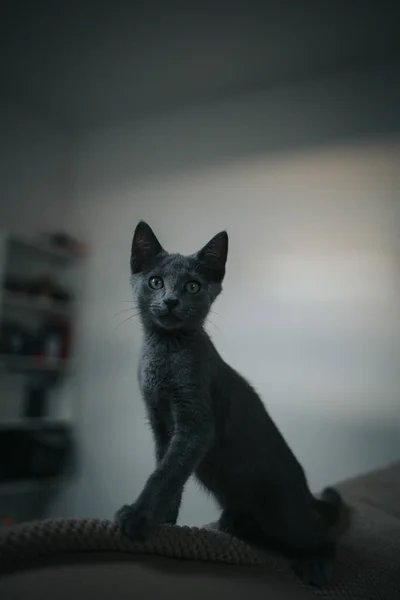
[[138, 344, 182, 401], [139, 353, 167, 394]]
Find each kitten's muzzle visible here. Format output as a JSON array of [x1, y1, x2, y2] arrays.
[[156, 298, 184, 326], [163, 297, 179, 310], [158, 301, 183, 321]]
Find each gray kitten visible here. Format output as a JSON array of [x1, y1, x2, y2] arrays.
[[115, 221, 343, 587]]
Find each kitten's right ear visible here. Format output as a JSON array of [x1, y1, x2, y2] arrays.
[[131, 221, 164, 273], [197, 230, 228, 282]]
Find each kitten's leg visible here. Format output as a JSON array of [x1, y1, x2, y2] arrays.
[[115, 395, 213, 540], [149, 412, 182, 525], [221, 497, 335, 587], [164, 488, 183, 525], [290, 531, 335, 588], [257, 497, 335, 588]]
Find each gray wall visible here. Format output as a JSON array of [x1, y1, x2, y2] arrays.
[[0, 101, 73, 232]]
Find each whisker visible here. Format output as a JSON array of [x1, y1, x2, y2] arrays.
[[207, 319, 224, 338], [114, 313, 141, 331], [110, 307, 140, 320], [210, 309, 225, 319], [117, 302, 140, 310]]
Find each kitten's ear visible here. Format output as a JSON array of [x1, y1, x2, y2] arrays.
[[131, 221, 164, 273], [197, 231, 228, 281]]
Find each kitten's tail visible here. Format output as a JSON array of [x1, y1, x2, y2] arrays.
[[313, 487, 352, 533]]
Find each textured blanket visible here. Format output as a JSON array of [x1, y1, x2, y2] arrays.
[[1, 463, 400, 599]]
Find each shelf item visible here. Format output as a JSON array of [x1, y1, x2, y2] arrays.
[[0, 422, 73, 492], [0, 355, 69, 373], [2, 291, 72, 317], [7, 235, 80, 265]]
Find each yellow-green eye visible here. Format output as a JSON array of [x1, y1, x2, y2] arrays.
[[185, 281, 201, 294], [149, 276, 164, 290]]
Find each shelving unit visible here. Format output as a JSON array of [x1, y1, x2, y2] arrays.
[[0, 232, 83, 521]]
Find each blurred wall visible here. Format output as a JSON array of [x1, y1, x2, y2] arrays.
[[0, 101, 73, 232], [58, 62, 400, 524]]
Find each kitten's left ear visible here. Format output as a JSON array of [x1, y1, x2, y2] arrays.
[[131, 221, 164, 273], [197, 231, 228, 282]]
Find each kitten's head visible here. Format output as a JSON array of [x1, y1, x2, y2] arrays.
[[130, 221, 228, 331]]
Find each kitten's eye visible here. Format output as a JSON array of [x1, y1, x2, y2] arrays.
[[185, 281, 201, 294], [149, 276, 164, 290]]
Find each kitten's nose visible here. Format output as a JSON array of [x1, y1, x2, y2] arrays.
[[164, 297, 179, 310]]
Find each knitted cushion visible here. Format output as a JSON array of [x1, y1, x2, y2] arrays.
[[1, 463, 400, 599], [1, 497, 400, 599]]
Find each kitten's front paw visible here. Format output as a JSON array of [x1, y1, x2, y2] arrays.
[[164, 508, 179, 526], [115, 503, 155, 541]]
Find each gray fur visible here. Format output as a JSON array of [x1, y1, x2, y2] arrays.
[[115, 221, 342, 587]]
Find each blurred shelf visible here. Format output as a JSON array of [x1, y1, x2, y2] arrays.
[[0, 355, 69, 373], [2, 291, 72, 316], [0, 478, 63, 496], [0, 419, 71, 430], [8, 235, 80, 265]]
